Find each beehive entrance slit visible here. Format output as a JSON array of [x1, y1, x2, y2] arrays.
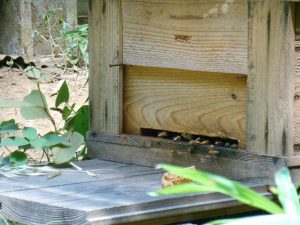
[[140, 128, 239, 148]]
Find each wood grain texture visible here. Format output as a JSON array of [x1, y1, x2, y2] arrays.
[[0, 195, 89, 225], [89, 0, 123, 133], [295, 50, 300, 145], [91, 205, 256, 225], [122, 0, 248, 74], [123, 66, 247, 146], [287, 155, 300, 166], [0, 160, 158, 194], [88, 132, 286, 181], [247, 0, 295, 156], [0, 159, 275, 225]]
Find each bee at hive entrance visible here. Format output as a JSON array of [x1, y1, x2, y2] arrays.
[[140, 128, 239, 149]]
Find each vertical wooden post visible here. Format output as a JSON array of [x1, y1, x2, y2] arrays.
[[89, 0, 123, 133], [247, 0, 295, 156], [20, 0, 34, 58]]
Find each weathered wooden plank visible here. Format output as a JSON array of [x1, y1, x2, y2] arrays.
[[0, 173, 164, 208], [0, 195, 89, 225], [0, 161, 272, 225], [123, 66, 247, 146], [122, 0, 248, 74], [247, 0, 295, 156], [287, 155, 300, 166], [89, 0, 123, 133], [88, 187, 269, 225], [89, 206, 254, 225], [0, 160, 157, 193], [88, 132, 286, 181]]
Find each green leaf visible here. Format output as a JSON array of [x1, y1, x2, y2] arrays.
[[52, 132, 85, 164], [0, 99, 33, 108], [0, 91, 50, 120], [0, 119, 19, 134], [150, 183, 219, 196], [1, 137, 29, 147], [295, 181, 300, 190], [9, 151, 28, 167], [24, 66, 41, 79], [30, 137, 48, 149], [55, 80, 69, 107], [22, 127, 38, 140], [275, 168, 300, 215], [42, 133, 69, 147], [65, 105, 89, 137], [20, 90, 49, 120], [62, 104, 75, 120], [154, 164, 284, 214]]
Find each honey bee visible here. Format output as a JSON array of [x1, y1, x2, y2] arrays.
[[173, 135, 182, 141], [188, 139, 201, 145], [157, 131, 168, 138], [200, 140, 209, 145], [181, 132, 193, 141]]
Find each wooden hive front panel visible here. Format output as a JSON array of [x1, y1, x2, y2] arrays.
[[122, 0, 248, 146], [122, 0, 248, 74], [123, 66, 247, 146], [89, 0, 300, 160], [121, 0, 300, 152]]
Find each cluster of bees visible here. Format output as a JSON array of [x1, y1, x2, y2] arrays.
[[156, 131, 239, 155]]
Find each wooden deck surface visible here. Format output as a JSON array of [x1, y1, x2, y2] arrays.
[[0, 160, 279, 225]]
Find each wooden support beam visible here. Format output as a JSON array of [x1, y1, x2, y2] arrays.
[[88, 132, 286, 181], [247, 0, 295, 156], [89, 0, 123, 133]]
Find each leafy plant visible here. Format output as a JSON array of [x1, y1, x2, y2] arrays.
[[0, 67, 89, 166], [56, 23, 89, 67], [150, 165, 300, 225], [32, 8, 88, 69]]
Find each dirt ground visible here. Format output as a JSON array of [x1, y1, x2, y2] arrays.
[[0, 55, 88, 160]]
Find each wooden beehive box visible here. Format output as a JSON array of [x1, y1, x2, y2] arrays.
[[88, 0, 300, 180]]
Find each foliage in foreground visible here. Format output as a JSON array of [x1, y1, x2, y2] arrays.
[[0, 68, 88, 166], [33, 7, 89, 68], [0, 6, 89, 168], [150, 165, 300, 225]]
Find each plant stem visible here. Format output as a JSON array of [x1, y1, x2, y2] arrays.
[[43, 148, 51, 163], [36, 82, 58, 132]]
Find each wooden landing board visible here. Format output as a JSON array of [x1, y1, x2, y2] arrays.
[[0, 159, 273, 225], [123, 66, 247, 146], [88, 132, 286, 181], [122, 0, 248, 74]]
